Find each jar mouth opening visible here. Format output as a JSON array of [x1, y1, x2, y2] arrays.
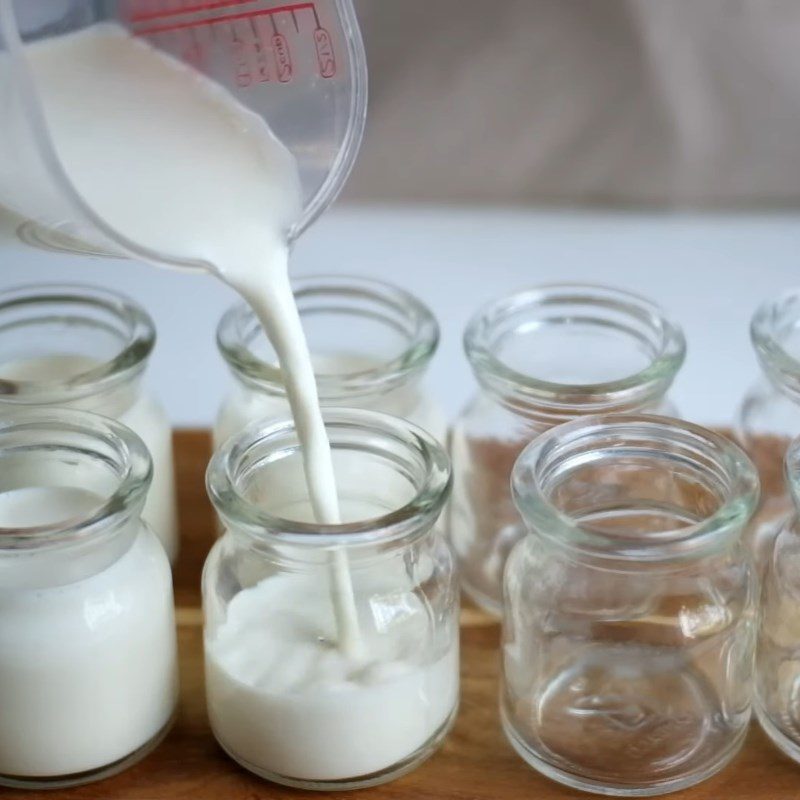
[[0, 409, 152, 548], [0, 283, 155, 402], [512, 414, 759, 561], [464, 284, 685, 412], [751, 288, 800, 396], [217, 275, 439, 399], [207, 408, 451, 546]]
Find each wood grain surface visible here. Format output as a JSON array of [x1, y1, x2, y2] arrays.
[[7, 429, 800, 800]]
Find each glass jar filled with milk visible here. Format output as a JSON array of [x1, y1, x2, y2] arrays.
[[214, 276, 445, 449], [204, 409, 458, 790], [0, 409, 178, 789], [0, 284, 178, 561]]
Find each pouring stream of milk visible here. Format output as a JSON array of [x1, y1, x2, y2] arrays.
[[17, 24, 362, 657], [229, 266, 361, 658]]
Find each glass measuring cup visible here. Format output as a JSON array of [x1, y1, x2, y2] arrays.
[[0, 0, 366, 267]]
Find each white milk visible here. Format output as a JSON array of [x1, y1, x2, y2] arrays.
[[214, 351, 447, 451], [0, 486, 178, 778], [22, 24, 360, 652], [205, 571, 458, 782], [0, 354, 177, 561]]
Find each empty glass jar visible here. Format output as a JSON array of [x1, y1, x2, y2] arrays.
[[737, 288, 800, 564], [0, 409, 178, 789], [756, 435, 800, 763], [204, 409, 458, 790], [214, 275, 445, 450], [450, 284, 686, 614], [502, 415, 759, 796], [0, 284, 178, 561]]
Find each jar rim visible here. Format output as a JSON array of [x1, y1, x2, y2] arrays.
[[0, 283, 155, 401], [512, 414, 759, 562], [216, 274, 439, 398], [464, 283, 686, 414], [0, 408, 152, 549], [751, 287, 800, 396], [207, 408, 451, 546]]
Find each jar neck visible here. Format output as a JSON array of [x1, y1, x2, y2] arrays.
[[0, 283, 154, 408], [465, 284, 685, 422], [0, 409, 151, 586], [512, 415, 759, 566], [207, 408, 451, 561], [217, 275, 439, 403], [752, 289, 800, 403]]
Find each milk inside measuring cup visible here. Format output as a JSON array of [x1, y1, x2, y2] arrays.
[[16, 22, 361, 651]]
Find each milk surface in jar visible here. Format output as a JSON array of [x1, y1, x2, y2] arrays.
[[205, 572, 457, 783], [0, 284, 178, 562], [0, 410, 178, 789], [18, 20, 362, 654]]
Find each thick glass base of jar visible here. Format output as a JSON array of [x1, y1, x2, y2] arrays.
[[216, 705, 457, 792], [501, 706, 748, 797], [0, 712, 176, 790], [756, 703, 800, 765]]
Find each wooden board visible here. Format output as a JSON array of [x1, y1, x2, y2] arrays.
[[9, 430, 800, 800]]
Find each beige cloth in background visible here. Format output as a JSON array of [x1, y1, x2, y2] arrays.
[[343, 1, 800, 207]]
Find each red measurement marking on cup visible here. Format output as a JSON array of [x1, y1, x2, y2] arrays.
[[272, 32, 292, 82], [230, 27, 254, 86], [129, 1, 258, 24], [308, 3, 335, 77], [132, 2, 336, 81], [134, 3, 315, 36], [313, 27, 334, 77]]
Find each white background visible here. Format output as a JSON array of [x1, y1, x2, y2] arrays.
[[2, 205, 798, 428]]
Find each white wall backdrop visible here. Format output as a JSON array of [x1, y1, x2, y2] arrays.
[[1, 206, 798, 428]]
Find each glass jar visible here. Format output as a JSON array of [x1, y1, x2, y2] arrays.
[[0, 409, 178, 789], [503, 414, 759, 796], [0, 284, 179, 562], [450, 284, 685, 615], [756, 435, 800, 763], [214, 275, 444, 450], [737, 288, 800, 564], [204, 408, 458, 790]]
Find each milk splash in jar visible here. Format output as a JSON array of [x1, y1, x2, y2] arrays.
[[19, 24, 361, 655]]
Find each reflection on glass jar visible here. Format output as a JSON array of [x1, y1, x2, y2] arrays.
[[737, 289, 800, 565], [502, 415, 758, 797], [214, 275, 444, 450], [0, 409, 178, 789], [449, 285, 685, 615], [0, 284, 178, 562], [203, 409, 458, 790], [756, 436, 800, 763]]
